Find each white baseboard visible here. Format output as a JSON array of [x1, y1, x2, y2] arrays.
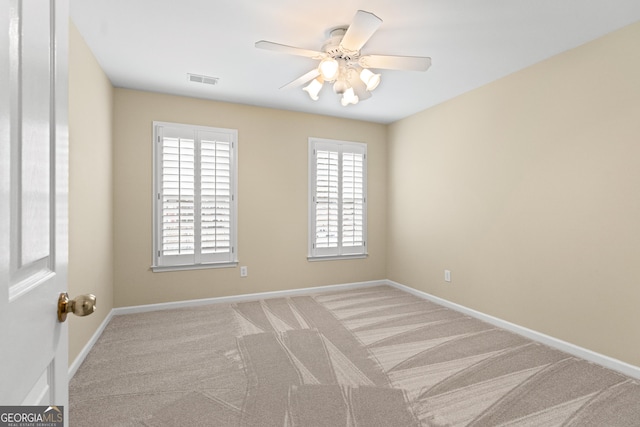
[[68, 309, 114, 379], [112, 280, 386, 316], [386, 280, 640, 380]]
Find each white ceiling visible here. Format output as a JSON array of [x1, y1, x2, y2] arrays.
[[70, 0, 640, 124]]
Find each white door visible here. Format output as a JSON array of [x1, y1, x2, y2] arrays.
[[0, 0, 70, 418]]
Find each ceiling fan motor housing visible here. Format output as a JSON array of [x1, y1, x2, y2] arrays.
[[323, 27, 360, 63]]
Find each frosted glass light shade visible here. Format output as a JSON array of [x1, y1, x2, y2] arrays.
[[319, 57, 339, 81], [360, 68, 381, 91], [341, 87, 359, 106], [303, 78, 323, 100], [333, 79, 348, 95]]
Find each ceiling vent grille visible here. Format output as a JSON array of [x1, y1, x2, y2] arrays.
[[187, 73, 219, 86]]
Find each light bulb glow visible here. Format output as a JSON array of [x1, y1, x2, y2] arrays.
[[319, 57, 339, 81], [303, 78, 323, 101], [360, 68, 381, 91]]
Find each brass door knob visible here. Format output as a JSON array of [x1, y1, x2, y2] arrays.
[[58, 293, 96, 322]]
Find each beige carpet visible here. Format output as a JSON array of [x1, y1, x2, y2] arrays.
[[69, 285, 640, 426]]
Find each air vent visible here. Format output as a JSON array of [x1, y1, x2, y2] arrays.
[[187, 73, 219, 86]]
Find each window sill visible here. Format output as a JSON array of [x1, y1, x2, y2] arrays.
[[307, 254, 368, 262], [151, 261, 238, 273]]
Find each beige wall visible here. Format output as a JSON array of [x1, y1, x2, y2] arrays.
[[68, 22, 114, 364], [113, 89, 387, 307], [388, 22, 640, 366]]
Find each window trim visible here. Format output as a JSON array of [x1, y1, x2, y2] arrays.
[[151, 121, 238, 272], [308, 137, 368, 261]]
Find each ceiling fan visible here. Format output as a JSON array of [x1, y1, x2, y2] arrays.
[[255, 10, 431, 106]]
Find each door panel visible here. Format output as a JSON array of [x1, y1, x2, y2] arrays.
[[1, 0, 69, 418], [19, 0, 51, 266], [9, 0, 52, 300]]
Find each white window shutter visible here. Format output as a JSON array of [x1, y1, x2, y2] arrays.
[[161, 137, 195, 258], [199, 131, 233, 263], [315, 149, 339, 249], [153, 123, 237, 270], [342, 151, 365, 248], [309, 138, 367, 259]]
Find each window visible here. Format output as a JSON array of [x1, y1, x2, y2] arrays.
[[308, 137, 367, 260], [152, 122, 238, 271]]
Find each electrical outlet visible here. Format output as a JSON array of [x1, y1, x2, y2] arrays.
[[240, 266, 248, 277], [444, 270, 451, 282]]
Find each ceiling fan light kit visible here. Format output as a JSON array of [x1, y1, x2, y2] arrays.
[[256, 10, 431, 107], [319, 57, 340, 80], [303, 78, 323, 101], [341, 87, 359, 106], [360, 68, 381, 91]]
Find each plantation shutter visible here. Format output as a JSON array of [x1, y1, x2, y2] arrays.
[[158, 127, 196, 265], [309, 138, 367, 258], [153, 123, 237, 270], [342, 150, 365, 248], [314, 149, 339, 250], [199, 131, 233, 261]]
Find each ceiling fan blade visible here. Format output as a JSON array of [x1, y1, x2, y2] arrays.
[[255, 40, 324, 59], [340, 10, 383, 52], [280, 69, 321, 90], [360, 55, 432, 71]]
